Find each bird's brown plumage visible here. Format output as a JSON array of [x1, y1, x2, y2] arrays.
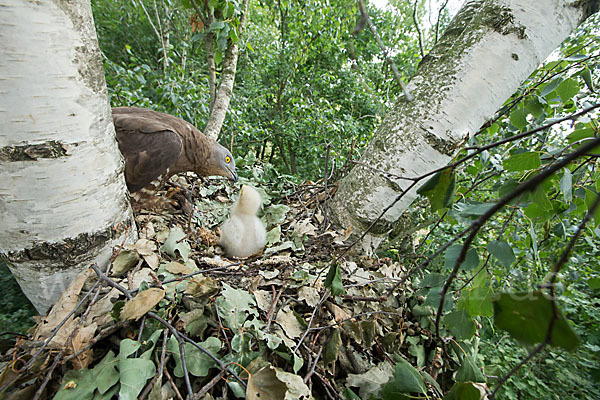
[[112, 107, 237, 193]]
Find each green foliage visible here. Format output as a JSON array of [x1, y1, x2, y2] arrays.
[[380, 358, 427, 399], [0, 260, 36, 334], [324, 263, 346, 296], [407, 11, 600, 399], [494, 291, 581, 351]]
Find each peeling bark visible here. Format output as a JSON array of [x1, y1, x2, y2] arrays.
[[329, 0, 599, 252], [0, 0, 136, 313]]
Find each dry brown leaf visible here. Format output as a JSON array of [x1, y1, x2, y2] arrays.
[[87, 288, 120, 327], [68, 322, 97, 369], [165, 261, 192, 274], [120, 288, 166, 321], [253, 290, 273, 313], [298, 287, 320, 307], [293, 219, 317, 237], [185, 276, 219, 298], [143, 253, 160, 270], [326, 302, 350, 324], [132, 238, 156, 255], [198, 227, 220, 247], [34, 268, 95, 341], [275, 306, 304, 339]]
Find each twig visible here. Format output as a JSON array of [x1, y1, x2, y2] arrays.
[[322, 143, 331, 232], [293, 290, 330, 354], [434, 0, 450, 44], [357, 0, 413, 101], [265, 285, 285, 331], [163, 362, 185, 400], [491, 193, 600, 397], [195, 369, 226, 399], [187, 181, 198, 235], [0, 276, 100, 393], [135, 332, 169, 400], [303, 345, 324, 384], [434, 136, 600, 339], [214, 301, 232, 352], [411, 0, 425, 57], [90, 265, 194, 397]]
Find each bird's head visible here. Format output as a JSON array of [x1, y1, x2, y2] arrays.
[[202, 142, 238, 182], [233, 185, 262, 215]]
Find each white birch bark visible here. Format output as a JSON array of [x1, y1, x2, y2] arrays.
[[0, 0, 136, 313], [203, 0, 249, 140], [330, 0, 598, 252]]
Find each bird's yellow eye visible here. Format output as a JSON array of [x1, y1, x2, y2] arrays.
[[225, 156, 231, 163]]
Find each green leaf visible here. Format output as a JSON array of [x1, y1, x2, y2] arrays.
[[560, 169, 573, 203], [95, 351, 119, 394], [160, 226, 191, 262], [581, 68, 594, 92], [346, 361, 395, 399], [417, 169, 456, 211], [458, 286, 494, 317], [541, 77, 562, 97], [342, 387, 362, 400], [54, 351, 121, 400], [453, 202, 495, 218], [444, 245, 479, 270], [168, 335, 221, 377], [324, 263, 345, 296], [443, 382, 485, 400], [584, 190, 600, 226], [380, 358, 427, 398], [531, 185, 552, 211], [418, 273, 446, 288], [216, 283, 259, 330], [54, 369, 97, 400], [588, 277, 600, 289], [556, 78, 580, 103], [455, 353, 486, 383], [210, 21, 226, 31], [509, 108, 528, 130], [487, 240, 516, 268], [503, 152, 541, 171], [493, 291, 581, 351], [118, 358, 155, 400], [443, 310, 475, 340], [263, 204, 290, 227], [424, 287, 454, 311], [566, 127, 595, 144], [323, 328, 342, 372], [525, 97, 545, 119]]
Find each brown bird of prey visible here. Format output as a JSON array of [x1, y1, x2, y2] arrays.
[[112, 107, 238, 193]]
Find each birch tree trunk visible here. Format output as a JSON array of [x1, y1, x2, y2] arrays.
[[203, 0, 249, 140], [0, 0, 136, 313], [330, 0, 599, 252]]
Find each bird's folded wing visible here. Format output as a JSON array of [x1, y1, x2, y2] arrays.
[[114, 119, 183, 192]]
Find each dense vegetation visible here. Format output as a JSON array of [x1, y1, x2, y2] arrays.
[[1, 1, 598, 399], [93, 1, 600, 396]]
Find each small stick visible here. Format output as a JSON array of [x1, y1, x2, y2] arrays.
[[214, 302, 232, 352], [195, 369, 226, 398], [265, 285, 285, 331], [163, 362, 185, 400]]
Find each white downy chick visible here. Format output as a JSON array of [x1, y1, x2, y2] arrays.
[[219, 185, 267, 258]]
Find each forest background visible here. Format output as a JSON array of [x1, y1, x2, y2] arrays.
[[1, 0, 599, 399]]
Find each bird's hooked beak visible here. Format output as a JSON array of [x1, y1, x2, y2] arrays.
[[229, 167, 238, 182]]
